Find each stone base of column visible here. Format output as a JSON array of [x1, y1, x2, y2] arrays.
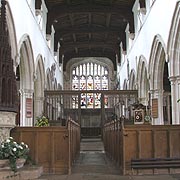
[[0, 111, 16, 143]]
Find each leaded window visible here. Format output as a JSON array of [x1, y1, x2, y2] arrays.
[[72, 62, 109, 109]]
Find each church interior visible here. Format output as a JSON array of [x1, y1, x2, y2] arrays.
[[1, 0, 180, 179]]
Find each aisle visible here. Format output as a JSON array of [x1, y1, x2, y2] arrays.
[[72, 138, 120, 175]]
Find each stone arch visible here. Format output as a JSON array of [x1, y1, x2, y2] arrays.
[[137, 56, 149, 106], [129, 69, 136, 90], [18, 35, 35, 126], [167, 1, 180, 124], [149, 35, 167, 90], [66, 57, 114, 75], [5, 2, 18, 66], [149, 35, 168, 124], [18, 34, 35, 90], [34, 54, 45, 120]]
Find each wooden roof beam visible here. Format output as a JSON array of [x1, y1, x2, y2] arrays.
[[68, 13, 78, 53], [49, 4, 132, 20], [55, 26, 122, 36], [60, 42, 119, 53], [104, 13, 112, 48]]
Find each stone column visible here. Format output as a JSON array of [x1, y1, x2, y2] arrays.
[[34, 96, 44, 121], [19, 89, 34, 126], [0, 111, 16, 143], [169, 76, 178, 124], [177, 76, 180, 124]]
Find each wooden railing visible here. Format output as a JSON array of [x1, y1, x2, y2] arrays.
[[103, 122, 180, 175], [11, 120, 80, 174]]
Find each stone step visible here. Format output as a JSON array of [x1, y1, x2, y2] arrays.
[[80, 138, 104, 151]]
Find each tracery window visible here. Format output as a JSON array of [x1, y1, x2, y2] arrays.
[[72, 62, 109, 109]]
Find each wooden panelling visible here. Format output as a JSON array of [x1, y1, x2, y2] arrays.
[[103, 123, 180, 175], [11, 120, 80, 174], [124, 130, 137, 161], [170, 130, 180, 157], [154, 130, 168, 158], [139, 131, 152, 158]]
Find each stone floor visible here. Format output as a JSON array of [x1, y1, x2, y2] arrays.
[[38, 138, 180, 180]]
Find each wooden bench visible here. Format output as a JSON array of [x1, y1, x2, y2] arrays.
[[131, 157, 180, 173]]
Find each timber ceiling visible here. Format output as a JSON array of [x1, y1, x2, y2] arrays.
[[41, 0, 145, 71]]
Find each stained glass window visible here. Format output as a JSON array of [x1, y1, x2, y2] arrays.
[[72, 62, 109, 109], [102, 75, 108, 90], [94, 76, 100, 90], [72, 75, 79, 90], [87, 76, 93, 90], [80, 76, 86, 90]]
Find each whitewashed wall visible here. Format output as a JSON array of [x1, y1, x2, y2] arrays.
[[119, 0, 177, 89], [8, 0, 63, 86]]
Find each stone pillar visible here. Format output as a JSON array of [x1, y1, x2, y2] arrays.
[[0, 111, 16, 143], [169, 76, 178, 124], [19, 89, 34, 126], [177, 76, 180, 124], [34, 96, 44, 120], [149, 89, 164, 125]]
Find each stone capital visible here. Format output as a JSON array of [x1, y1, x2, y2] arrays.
[[176, 76, 180, 85], [149, 89, 160, 94], [19, 89, 34, 96], [169, 76, 177, 85]]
